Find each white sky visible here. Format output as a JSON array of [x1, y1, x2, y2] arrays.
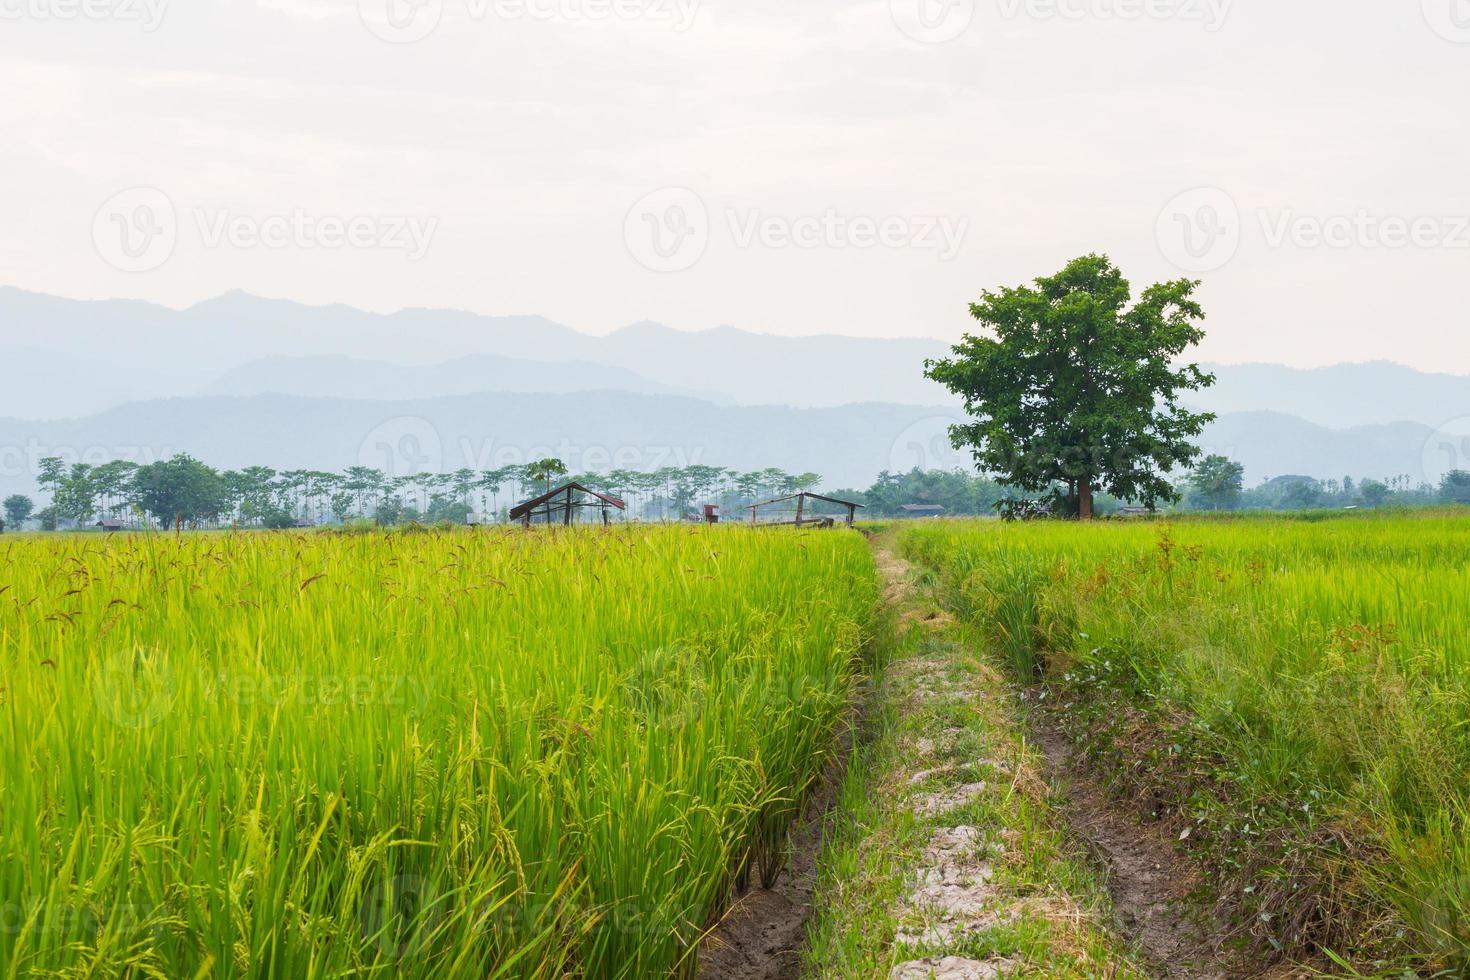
[[1, 0, 1468, 370]]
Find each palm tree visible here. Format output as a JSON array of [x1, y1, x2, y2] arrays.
[[525, 458, 569, 495]]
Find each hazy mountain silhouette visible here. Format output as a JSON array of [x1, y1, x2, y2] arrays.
[[204, 355, 722, 403], [0, 287, 952, 417], [1194, 362, 1470, 430], [1, 287, 1463, 496], [6, 287, 1469, 427]]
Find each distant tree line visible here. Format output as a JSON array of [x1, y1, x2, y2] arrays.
[[4, 451, 1467, 533], [829, 467, 1132, 518], [1177, 454, 1470, 512], [0, 455, 827, 531]]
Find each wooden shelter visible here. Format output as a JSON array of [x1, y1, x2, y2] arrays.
[[747, 491, 863, 529], [509, 482, 627, 527]]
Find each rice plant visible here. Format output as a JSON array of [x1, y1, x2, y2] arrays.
[[0, 525, 876, 978]]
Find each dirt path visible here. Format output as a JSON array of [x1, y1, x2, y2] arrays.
[[703, 537, 1260, 979], [1035, 725, 1231, 979], [874, 537, 1281, 979], [852, 539, 1137, 979], [698, 743, 851, 980]]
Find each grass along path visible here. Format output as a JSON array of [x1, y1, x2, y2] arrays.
[[800, 536, 1141, 979]]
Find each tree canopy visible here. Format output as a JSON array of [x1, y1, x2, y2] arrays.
[[3, 494, 33, 531], [1186, 454, 1245, 511], [925, 254, 1217, 518], [131, 455, 232, 529]]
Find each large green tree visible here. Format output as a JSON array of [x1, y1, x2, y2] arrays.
[[1187, 454, 1245, 511], [131, 455, 231, 529], [1441, 470, 1470, 506], [925, 254, 1217, 518], [3, 494, 33, 531]]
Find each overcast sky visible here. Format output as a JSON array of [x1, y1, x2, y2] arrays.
[[1, 0, 1467, 370]]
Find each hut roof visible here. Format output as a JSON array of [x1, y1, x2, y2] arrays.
[[508, 482, 627, 522]]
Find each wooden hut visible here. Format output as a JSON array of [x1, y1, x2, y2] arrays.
[[509, 482, 627, 527]]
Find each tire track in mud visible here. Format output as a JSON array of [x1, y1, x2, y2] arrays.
[[1035, 725, 1229, 980], [697, 741, 853, 980]]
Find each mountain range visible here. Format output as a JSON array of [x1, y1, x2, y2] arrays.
[[2, 286, 1465, 497]]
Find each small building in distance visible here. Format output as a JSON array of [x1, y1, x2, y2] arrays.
[[898, 504, 946, 519], [509, 482, 627, 527], [95, 518, 127, 532]]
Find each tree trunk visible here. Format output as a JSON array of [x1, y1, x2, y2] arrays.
[[1078, 480, 1094, 520]]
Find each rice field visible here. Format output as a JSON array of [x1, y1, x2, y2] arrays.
[[0, 526, 877, 978], [899, 511, 1470, 971]]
